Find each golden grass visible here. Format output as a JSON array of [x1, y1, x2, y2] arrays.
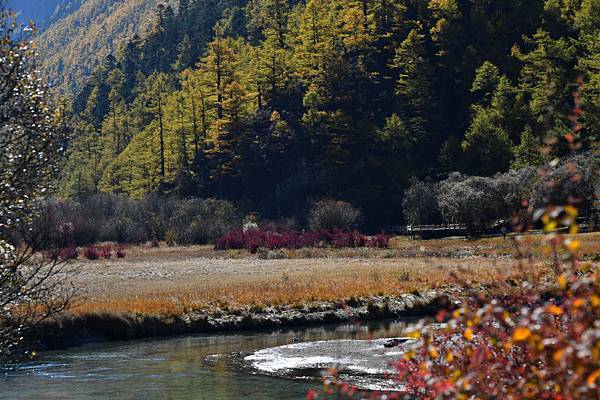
[[65, 233, 599, 317], [69, 259, 546, 316]]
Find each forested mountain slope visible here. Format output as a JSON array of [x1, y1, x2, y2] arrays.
[[34, 0, 174, 93], [60, 0, 600, 229]]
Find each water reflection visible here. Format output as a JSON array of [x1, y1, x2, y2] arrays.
[[0, 319, 417, 400]]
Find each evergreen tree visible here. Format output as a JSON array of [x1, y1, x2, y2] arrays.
[[462, 107, 514, 175], [392, 25, 438, 161], [513, 29, 577, 145], [512, 125, 545, 169], [145, 72, 171, 177]]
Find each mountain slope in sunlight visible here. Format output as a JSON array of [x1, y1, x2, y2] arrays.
[[34, 0, 173, 94]]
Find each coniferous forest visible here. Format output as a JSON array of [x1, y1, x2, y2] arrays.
[[55, 0, 600, 229]]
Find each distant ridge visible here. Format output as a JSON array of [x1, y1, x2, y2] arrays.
[[26, 0, 172, 94]]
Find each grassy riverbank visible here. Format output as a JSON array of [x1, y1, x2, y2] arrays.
[[41, 233, 599, 348]]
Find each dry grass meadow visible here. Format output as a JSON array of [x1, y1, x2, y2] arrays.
[[66, 233, 600, 317]]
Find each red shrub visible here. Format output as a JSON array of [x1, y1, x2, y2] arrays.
[[116, 246, 126, 258], [299, 231, 320, 248], [350, 231, 367, 247], [83, 246, 100, 260], [59, 245, 79, 261], [369, 233, 390, 248], [393, 273, 599, 400], [319, 229, 334, 244], [98, 246, 112, 260], [263, 230, 281, 250], [98, 246, 112, 259], [215, 230, 245, 251], [331, 229, 352, 248], [244, 230, 265, 253], [214, 228, 383, 251], [43, 249, 61, 261]]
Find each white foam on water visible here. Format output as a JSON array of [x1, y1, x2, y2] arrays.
[[244, 338, 413, 390]]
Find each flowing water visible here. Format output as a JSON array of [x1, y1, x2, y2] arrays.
[[0, 319, 418, 400]]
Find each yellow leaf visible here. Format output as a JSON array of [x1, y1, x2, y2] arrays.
[[513, 327, 531, 342], [446, 351, 454, 362], [407, 330, 421, 339], [558, 275, 568, 290], [464, 328, 474, 341], [564, 205, 579, 218], [544, 220, 557, 232]]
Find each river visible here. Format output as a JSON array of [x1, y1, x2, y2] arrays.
[[0, 319, 418, 400]]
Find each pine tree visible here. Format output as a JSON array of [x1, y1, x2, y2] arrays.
[[575, 0, 600, 147], [145, 72, 171, 177], [513, 29, 577, 141], [512, 125, 545, 169], [471, 61, 502, 106], [392, 25, 437, 143], [462, 107, 514, 175], [371, 0, 406, 34]]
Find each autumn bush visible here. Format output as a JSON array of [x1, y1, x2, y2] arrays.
[[115, 246, 126, 258], [58, 246, 79, 261], [43, 246, 78, 261], [391, 272, 599, 400], [83, 246, 100, 260], [215, 228, 389, 253], [98, 246, 112, 259]]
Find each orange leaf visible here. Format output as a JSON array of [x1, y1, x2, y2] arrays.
[[513, 327, 531, 342], [564, 205, 578, 217], [587, 369, 600, 388], [464, 328, 474, 341], [553, 349, 565, 363], [566, 239, 581, 252], [429, 347, 439, 358], [546, 304, 563, 315], [573, 298, 585, 308]]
